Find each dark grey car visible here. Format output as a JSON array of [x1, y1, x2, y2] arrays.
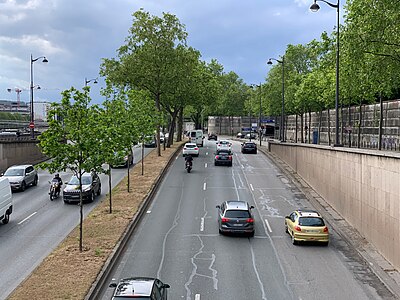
[[109, 277, 170, 299], [63, 172, 101, 204], [216, 201, 255, 236]]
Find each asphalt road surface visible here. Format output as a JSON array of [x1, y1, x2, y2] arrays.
[[100, 138, 394, 300], [0, 145, 152, 300]]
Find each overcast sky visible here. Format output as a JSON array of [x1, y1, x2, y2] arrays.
[[0, 0, 345, 106]]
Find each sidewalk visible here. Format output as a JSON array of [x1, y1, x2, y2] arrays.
[[255, 137, 400, 299]]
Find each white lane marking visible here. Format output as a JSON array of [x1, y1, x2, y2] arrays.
[[203, 182, 207, 190], [18, 212, 37, 225], [195, 294, 201, 300], [265, 219, 272, 233], [200, 218, 204, 231], [147, 210, 151, 214], [205, 163, 208, 168], [250, 183, 254, 191], [206, 152, 208, 155]]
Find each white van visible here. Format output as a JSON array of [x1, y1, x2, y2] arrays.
[[189, 130, 204, 147], [0, 177, 12, 224]]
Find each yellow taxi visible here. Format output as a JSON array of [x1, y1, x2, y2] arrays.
[[284, 209, 329, 246]]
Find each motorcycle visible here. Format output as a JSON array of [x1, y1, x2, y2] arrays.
[[49, 180, 61, 201], [185, 161, 192, 173]]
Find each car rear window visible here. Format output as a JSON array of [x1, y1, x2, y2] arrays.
[[298, 217, 325, 226], [186, 144, 196, 148], [225, 210, 250, 218]]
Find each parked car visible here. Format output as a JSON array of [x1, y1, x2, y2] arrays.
[[1, 164, 38, 191], [284, 209, 329, 246], [63, 171, 101, 204], [236, 132, 243, 138], [182, 142, 199, 157], [216, 201, 255, 236], [216, 140, 232, 152], [214, 149, 233, 166], [109, 277, 170, 300], [208, 133, 218, 140], [241, 141, 257, 154]]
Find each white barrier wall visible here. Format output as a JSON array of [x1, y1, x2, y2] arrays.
[[270, 142, 400, 270]]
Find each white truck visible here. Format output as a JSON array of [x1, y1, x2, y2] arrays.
[[189, 129, 204, 147], [0, 177, 12, 224]]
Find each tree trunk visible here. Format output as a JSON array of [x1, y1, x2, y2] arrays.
[[109, 167, 112, 213], [155, 93, 162, 156], [177, 107, 183, 142], [318, 108, 322, 144], [300, 113, 304, 143], [295, 114, 298, 143], [327, 108, 331, 145], [308, 110, 311, 144]]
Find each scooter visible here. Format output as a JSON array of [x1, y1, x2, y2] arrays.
[[49, 180, 61, 201], [185, 161, 192, 173]]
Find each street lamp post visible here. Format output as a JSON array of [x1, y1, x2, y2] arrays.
[[85, 77, 98, 87], [258, 83, 262, 146], [30, 54, 48, 139], [310, 0, 341, 146], [267, 56, 285, 142]]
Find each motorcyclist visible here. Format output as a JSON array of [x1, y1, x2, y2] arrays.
[[185, 154, 193, 168], [51, 173, 63, 196]]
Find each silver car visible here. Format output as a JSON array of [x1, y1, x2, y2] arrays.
[[1, 164, 38, 191], [216, 201, 255, 236]]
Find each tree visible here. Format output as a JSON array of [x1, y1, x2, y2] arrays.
[[38, 87, 103, 252], [100, 9, 188, 156]]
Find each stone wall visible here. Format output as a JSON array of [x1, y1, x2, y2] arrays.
[[0, 140, 47, 172], [269, 142, 400, 270]]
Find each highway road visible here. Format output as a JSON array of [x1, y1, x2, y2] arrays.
[[0, 145, 152, 300], [99, 138, 395, 300]]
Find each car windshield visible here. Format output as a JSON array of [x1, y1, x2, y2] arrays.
[[298, 217, 325, 226], [4, 168, 24, 176], [225, 210, 250, 218], [68, 176, 92, 185]]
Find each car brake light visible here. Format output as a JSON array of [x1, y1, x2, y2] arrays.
[[195, 147, 198, 150], [246, 218, 254, 223], [228, 156, 232, 160], [215, 155, 219, 159], [221, 217, 229, 223], [294, 225, 301, 231], [323, 226, 329, 232]]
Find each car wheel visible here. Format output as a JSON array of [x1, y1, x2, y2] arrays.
[[63, 199, 69, 204], [97, 185, 101, 196], [218, 228, 222, 234], [249, 231, 255, 237], [20, 181, 26, 192], [2, 212, 10, 224], [285, 224, 288, 234], [254, 151, 257, 154], [291, 232, 297, 245], [32, 176, 38, 186], [323, 241, 329, 246], [214, 162, 217, 166], [90, 191, 95, 202]]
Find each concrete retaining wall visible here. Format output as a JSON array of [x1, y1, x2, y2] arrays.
[[269, 142, 400, 270], [0, 141, 47, 172]]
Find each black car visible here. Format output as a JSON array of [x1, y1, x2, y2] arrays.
[[110, 277, 170, 300], [214, 149, 232, 166], [216, 201, 255, 236], [63, 171, 101, 204], [241, 141, 257, 154], [208, 133, 218, 140]]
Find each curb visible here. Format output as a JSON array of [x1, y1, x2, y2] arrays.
[[85, 143, 184, 300]]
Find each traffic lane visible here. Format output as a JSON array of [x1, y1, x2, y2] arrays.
[[202, 163, 292, 299], [235, 148, 391, 299]]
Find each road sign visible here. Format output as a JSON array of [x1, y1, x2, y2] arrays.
[[29, 122, 35, 129]]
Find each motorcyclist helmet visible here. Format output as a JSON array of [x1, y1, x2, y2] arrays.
[[55, 173, 60, 178]]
